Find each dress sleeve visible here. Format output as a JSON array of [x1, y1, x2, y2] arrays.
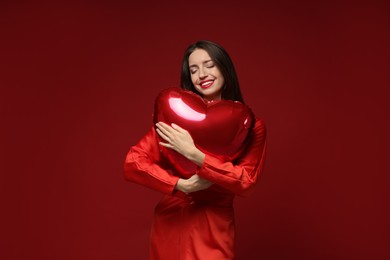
[[123, 126, 180, 195], [196, 118, 267, 197]]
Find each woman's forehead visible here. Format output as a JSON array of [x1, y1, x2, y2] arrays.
[[189, 49, 212, 65]]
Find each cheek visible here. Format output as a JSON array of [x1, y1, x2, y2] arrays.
[[190, 75, 197, 85], [217, 72, 225, 86], [213, 69, 223, 79], [220, 77, 225, 87]]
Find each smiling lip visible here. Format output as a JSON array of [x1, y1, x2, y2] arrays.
[[199, 80, 214, 89]]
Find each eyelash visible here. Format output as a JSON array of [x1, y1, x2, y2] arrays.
[[190, 64, 214, 74]]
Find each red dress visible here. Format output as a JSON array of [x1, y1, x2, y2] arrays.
[[124, 118, 267, 260]]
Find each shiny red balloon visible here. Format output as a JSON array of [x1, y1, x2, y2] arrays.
[[154, 87, 254, 178]]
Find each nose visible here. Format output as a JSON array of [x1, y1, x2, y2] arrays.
[[199, 67, 207, 79]]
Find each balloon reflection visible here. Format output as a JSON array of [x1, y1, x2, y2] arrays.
[[169, 98, 206, 121]]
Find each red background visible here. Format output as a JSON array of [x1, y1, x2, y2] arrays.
[[1, 1, 389, 259]]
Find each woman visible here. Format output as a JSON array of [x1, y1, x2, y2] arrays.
[[124, 40, 267, 260]]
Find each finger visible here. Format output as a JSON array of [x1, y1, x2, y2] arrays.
[[156, 123, 174, 139], [157, 121, 174, 131], [156, 128, 171, 142], [161, 122, 182, 135], [159, 142, 174, 149], [171, 123, 188, 134], [157, 122, 177, 136], [188, 174, 199, 181]]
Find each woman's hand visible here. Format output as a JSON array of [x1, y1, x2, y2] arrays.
[[155, 122, 205, 166], [156, 122, 212, 191], [175, 174, 213, 193]]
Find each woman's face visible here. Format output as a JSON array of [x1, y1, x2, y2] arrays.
[[188, 48, 225, 101]]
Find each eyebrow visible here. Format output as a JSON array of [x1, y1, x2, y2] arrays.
[[189, 59, 213, 68]]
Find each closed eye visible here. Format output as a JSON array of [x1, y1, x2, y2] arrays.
[[205, 61, 215, 68]]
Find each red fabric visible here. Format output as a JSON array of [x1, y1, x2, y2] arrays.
[[124, 118, 267, 260]]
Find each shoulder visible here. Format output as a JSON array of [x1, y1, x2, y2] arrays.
[[253, 117, 266, 133], [247, 117, 266, 145]]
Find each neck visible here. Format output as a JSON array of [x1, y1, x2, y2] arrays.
[[204, 93, 222, 102]]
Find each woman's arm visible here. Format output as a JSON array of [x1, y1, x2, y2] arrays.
[[123, 126, 180, 194], [156, 119, 267, 197], [196, 119, 267, 196]]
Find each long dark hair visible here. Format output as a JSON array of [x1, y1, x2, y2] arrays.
[[180, 40, 245, 103]]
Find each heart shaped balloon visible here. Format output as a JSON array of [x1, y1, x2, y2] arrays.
[[154, 87, 254, 178]]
